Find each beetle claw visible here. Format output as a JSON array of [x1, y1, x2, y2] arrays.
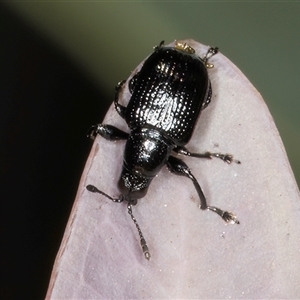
[[222, 212, 240, 224], [209, 153, 241, 164]]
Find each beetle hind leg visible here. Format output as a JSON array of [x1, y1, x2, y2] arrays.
[[166, 156, 239, 224], [114, 80, 127, 118], [201, 82, 212, 110]]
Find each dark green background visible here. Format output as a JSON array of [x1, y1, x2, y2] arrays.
[[1, 2, 299, 299], [7, 2, 300, 183]]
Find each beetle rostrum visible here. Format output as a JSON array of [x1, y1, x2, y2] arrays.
[[87, 40, 240, 260]]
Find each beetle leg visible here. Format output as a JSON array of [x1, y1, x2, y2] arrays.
[[154, 40, 164, 51], [87, 124, 129, 140], [167, 156, 208, 209], [174, 146, 241, 164], [201, 82, 212, 110], [166, 156, 239, 224], [114, 80, 127, 119], [128, 73, 139, 94]]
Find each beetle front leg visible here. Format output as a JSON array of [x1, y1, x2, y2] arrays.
[[166, 156, 239, 224], [174, 146, 241, 164], [87, 124, 129, 141], [114, 80, 127, 119]]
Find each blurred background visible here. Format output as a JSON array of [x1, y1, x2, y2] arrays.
[[1, 2, 299, 299]]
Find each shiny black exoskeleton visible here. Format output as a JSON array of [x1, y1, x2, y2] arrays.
[[87, 41, 240, 260]]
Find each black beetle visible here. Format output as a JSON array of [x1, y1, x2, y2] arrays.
[[87, 41, 240, 260]]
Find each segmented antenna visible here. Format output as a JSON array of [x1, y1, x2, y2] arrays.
[[86, 184, 151, 260], [127, 203, 151, 260], [86, 185, 123, 203]]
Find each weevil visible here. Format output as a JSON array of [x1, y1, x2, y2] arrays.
[[87, 40, 240, 260]]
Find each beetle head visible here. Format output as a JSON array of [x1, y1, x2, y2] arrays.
[[118, 168, 153, 205]]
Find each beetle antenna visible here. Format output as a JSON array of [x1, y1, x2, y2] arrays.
[[86, 184, 123, 203], [87, 184, 150, 260], [127, 203, 151, 260], [202, 47, 219, 68]]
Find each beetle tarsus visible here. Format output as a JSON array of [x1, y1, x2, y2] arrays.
[[207, 152, 241, 164], [207, 206, 239, 224], [175, 147, 240, 164], [203, 47, 219, 68]]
